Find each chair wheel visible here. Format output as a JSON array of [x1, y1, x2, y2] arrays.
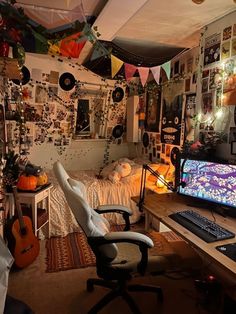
[[87, 281, 94, 292], [157, 290, 163, 303]]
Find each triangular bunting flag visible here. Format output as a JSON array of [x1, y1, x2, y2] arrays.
[[151, 66, 161, 84], [138, 67, 150, 87], [111, 55, 124, 78], [124, 63, 137, 81], [90, 41, 109, 61], [161, 61, 171, 80]]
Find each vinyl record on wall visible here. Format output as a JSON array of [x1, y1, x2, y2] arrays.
[[112, 124, 124, 139], [112, 87, 124, 102], [12, 66, 30, 85], [142, 132, 149, 148], [170, 147, 180, 166], [59, 72, 76, 91]]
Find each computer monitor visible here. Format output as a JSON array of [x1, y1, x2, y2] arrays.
[[178, 158, 236, 215]]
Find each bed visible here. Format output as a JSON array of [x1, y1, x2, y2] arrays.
[[46, 158, 173, 238]]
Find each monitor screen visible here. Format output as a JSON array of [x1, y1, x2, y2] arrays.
[[178, 159, 236, 210]]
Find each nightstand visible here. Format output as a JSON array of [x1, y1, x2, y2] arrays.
[[6, 183, 52, 238]]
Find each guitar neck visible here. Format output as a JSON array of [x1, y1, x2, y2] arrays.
[[12, 186, 25, 231]]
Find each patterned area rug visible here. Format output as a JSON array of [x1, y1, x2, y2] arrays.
[[45, 226, 181, 273]]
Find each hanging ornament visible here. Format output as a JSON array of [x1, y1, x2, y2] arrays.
[[0, 41, 9, 57]]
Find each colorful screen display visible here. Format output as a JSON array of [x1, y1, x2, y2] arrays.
[[179, 159, 236, 209]]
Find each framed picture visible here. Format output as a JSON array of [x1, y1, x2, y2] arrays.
[[145, 89, 161, 132]]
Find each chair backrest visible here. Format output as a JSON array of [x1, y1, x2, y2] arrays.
[[53, 161, 118, 261]]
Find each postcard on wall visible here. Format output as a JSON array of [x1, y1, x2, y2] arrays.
[[231, 39, 236, 57], [185, 93, 196, 142], [209, 68, 222, 90], [204, 33, 221, 66], [233, 24, 236, 37], [223, 26, 232, 41], [31, 68, 42, 82], [201, 78, 209, 93], [48, 85, 58, 102], [185, 78, 191, 92], [35, 85, 48, 103], [49, 71, 59, 84], [202, 69, 209, 78], [221, 41, 230, 60], [202, 92, 213, 115]]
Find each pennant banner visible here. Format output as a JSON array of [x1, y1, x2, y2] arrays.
[[111, 55, 124, 78], [161, 61, 171, 80], [124, 63, 137, 81], [90, 41, 109, 61], [150, 65, 161, 84], [138, 67, 149, 87]]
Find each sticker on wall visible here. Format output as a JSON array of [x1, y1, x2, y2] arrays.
[[59, 72, 76, 91]]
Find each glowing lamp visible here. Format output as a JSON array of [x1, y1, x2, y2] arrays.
[[156, 175, 165, 188]]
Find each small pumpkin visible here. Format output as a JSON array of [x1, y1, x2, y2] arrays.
[[37, 172, 48, 186], [17, 174, 37, 191]]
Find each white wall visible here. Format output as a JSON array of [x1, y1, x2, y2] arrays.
[[8, 53, 136, 170]]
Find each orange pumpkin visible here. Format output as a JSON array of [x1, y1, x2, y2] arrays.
[[17, 175, 37, 191], [37, 172, 48, 186]]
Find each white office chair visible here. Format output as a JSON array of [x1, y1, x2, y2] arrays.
[[53, 161, 200, 314]]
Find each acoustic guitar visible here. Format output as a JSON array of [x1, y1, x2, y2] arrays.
[[9, 186, 40, 268]]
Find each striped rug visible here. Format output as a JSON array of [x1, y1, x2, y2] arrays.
[[45, 226, 181, 273]]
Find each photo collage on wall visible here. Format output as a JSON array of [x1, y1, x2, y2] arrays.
[[201, 24, 236, 135]]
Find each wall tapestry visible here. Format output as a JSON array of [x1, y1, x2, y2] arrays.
[[160, 80, 184, 145]]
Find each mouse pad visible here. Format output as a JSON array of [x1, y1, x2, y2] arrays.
[[216, 243, 236, 262]]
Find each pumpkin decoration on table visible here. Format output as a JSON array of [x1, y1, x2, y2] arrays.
[[17, 174, 37, 191], [36, 172, 48, 186]]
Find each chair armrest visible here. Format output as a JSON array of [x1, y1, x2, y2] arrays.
[[104, 231, 154, 248], [95, 205, 132, 231], [96, 204, 132, 215], [88, 231, 153, 275]]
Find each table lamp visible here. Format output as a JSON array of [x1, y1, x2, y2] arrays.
[[138, 164, 177, 212]]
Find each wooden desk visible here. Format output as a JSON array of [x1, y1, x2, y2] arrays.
[[132, 192, 236, 282]]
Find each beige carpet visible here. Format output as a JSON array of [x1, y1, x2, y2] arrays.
[[7, 238, 202, 314]]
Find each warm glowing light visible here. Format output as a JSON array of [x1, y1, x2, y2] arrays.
[[156, 175, 165, 188], [215, 108, 223, 119]]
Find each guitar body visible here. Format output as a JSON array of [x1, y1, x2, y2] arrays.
[[11, 215, 40, 268]]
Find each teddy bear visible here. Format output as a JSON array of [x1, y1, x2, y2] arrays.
[[108, 162, 132, 183]]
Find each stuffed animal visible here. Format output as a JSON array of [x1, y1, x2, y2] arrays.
[[108, 162, 131, 183]]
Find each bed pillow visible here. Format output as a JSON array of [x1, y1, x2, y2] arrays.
[[147, 163, 170, 183]]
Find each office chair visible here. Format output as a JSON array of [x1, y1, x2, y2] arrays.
[[53, 161, 198, 314]]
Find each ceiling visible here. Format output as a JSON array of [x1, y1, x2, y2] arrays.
[[13, 0, 236, 71]]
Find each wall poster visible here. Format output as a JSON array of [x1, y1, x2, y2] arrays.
[[160, 81, 184, 145], [204, 33, 221, 66], [145, 89, 161, 132]]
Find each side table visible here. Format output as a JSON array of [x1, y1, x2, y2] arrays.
[[6, 183, 52, 238]]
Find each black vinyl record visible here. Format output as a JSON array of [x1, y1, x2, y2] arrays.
[[170, 147, 180, 166], [112, 124, 124, 139], [59, 72, 76, 91], [12, 66, 30, 85], [142, 132, 149, 148], [112, 87, 124, 102]]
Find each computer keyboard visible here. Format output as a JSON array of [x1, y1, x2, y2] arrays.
[[169, 210, 235, 243]]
